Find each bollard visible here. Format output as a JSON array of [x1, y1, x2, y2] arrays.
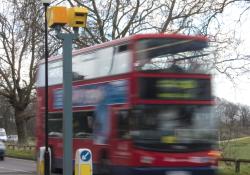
[[37, 146, 51, 175], [75, 149, 92, 175]]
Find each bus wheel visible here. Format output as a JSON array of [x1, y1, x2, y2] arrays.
[[98, 152, 112, 175]]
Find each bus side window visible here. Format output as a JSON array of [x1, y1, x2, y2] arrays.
[[73, 53, 96, 80], [117, 110, 130, 139], [112, 44, 131, 75], [118, 44, 128, 52], [48, 60, 63, 86], [95, 47, 114, 77], [37, 64, 45, 87], [73, 111, 95, 138]]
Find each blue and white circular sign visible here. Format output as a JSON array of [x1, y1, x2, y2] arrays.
[[80, 150, 91, 162]]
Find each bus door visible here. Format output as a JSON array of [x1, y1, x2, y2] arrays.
[[110, 107, 133, 166]]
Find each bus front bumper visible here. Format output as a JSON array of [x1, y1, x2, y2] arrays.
[[112, 166, 218, 175]]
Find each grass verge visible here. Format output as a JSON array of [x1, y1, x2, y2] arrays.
[[219, 162, 250, 175], [5, 137, 250, 174], [6, 149, 36, 160], [219, 137, 250, 174]]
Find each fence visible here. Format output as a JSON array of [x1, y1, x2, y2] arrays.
[[219, 158, 250, 173], [6, 144, 35, 151], [5, 143, 250, 174]]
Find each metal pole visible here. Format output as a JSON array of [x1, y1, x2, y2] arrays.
[[43, 2, 50, 175], [57, 30, 78, 175]]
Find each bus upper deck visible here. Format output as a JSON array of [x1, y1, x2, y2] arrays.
[[36, 33, 210, 88]]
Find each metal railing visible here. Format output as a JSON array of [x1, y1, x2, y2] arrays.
[[219, 158, 250, 173]]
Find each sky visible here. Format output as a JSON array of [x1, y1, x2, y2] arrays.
[[50, 2, 250, 106], [1, 0, 249, 106], [215, 74, 250, 105], [46, 1, 250, 106], [213, 4, 250, 106]]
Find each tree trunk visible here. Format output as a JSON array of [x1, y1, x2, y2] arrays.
[[15, 109, 28, 144]]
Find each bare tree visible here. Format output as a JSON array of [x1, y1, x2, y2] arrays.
[[216, 97, 250, 158], [53, 0, 250, 77], [58, 0, 239, 41], [0, 95, 15, 134], [0, 0, 248, 143], [216, 98, 239, 158], [238, 104, 250, 132], [216, 98, 239, 140], [0, 0, 44, 143]]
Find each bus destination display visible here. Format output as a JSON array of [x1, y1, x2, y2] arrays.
[[139, 77, 211, 100]]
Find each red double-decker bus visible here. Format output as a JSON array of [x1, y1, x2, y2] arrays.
[[36, 33, 219, 175]]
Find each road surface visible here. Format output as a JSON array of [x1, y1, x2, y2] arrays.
[[0, 157, 36, 174], [0, 157, 61, 175]]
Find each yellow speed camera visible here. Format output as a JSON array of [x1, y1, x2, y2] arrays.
[[67, 7, 88, 28], [47, 6, 68, 27]]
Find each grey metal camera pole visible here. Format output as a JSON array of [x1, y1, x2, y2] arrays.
[[56, 26, 78, 175]]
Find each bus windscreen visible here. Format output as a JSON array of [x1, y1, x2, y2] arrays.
[[135, 38, 211, 73]]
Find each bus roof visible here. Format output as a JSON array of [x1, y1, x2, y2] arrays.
[[38, 33, 208, 64]]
